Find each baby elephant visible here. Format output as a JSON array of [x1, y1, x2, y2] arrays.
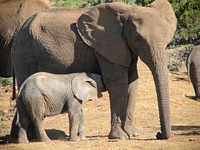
[[16, 72, 105, 143], [187, 45, 200, 100]]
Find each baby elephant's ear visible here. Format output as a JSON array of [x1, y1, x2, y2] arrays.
[[72, 74, 100, 101]]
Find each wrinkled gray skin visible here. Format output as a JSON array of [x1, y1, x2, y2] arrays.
[[16, 72, 105, 143], [12, 0, 176, 139], [0, 0, 53, 77], [187, 45, 200, 100]]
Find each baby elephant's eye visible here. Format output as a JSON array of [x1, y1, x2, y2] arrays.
[[86, 81, 96, 88]]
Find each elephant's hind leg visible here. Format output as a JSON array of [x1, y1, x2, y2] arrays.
[[31, 117, 50, 142], [31, 112, 50, 142], [190, 63, 200, 100]]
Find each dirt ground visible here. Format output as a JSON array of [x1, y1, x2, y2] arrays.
[[0, 59, 200, 150]]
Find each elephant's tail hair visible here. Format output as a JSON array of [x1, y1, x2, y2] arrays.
[[12, 69, 16, 100]]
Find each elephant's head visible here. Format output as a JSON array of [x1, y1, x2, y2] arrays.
[[72, 73, 105, 101], [77, 0, 176, 139]]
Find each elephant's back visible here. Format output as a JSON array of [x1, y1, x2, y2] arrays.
[[29, 8, 86, 39], [20, 72, 71, 100], [34, 8, 99, 72]]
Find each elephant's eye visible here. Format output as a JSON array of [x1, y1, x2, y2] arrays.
[[86, 81, 96, 88]]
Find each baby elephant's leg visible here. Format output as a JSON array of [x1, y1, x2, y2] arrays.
[[68, 100, 83, 141], [68, 111, 80, 141], [78, 110, 85, 140], [30, 104, 50, 142], [32, 119, 50, 142]]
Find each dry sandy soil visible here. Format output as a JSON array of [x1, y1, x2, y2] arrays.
[[0, 59, 200, 150]]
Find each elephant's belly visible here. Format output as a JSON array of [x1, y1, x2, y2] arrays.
[[65, 48, 101, 74], [38, 44, 101, 75]]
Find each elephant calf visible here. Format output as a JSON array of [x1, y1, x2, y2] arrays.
[[16, 72, 105, 143], [187, 45, 200, 100]]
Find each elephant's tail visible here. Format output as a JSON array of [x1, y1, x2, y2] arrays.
[[12, 69, 16, 100]]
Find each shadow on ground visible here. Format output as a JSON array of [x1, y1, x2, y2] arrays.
[[184, 95, 200, 102], [0, 129, 68, 145], [172, 125, 200, 136]]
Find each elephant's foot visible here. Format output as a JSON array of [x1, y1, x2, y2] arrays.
[[38, 136, 51, 142], [17, 132, 29, 144], [27, 130, 37, 140], [196, 96, 200, 101], [69, 136, 80, 141], [80, 135, 86, 140], [124, 123, 140, 138], [17, 137, 29, 143], [156, 132, 170, 140], [108, 125, 129, 139]]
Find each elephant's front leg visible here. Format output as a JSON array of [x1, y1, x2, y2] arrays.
[[123, 55, 140, 138], [78, 110, 85, 140], [124, 79, 140, 138], [96, 54, 129, 139], [68, 112, 80, 141], [108, 82, 129, 139]]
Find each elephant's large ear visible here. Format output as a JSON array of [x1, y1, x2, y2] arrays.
[[72, 73, 102, 101], [77, 3, 131, 67], [150, 0, 177, 44]]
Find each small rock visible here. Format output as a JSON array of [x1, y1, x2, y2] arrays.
[[108, 139, 120, 142], [8, 117, 13, 120], [189, 138, 196, 141], [3, 109, 9, 114]]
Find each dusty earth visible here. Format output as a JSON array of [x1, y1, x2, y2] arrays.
[[0, 59, 200, 150]]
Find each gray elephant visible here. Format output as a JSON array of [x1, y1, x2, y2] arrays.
[[0, 0, 53, 77], [16, 72, 105, 143], [186, 45, 200, 100], [11, 0, 177, 139]]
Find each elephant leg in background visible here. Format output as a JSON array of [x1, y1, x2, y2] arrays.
[[10, 113, 19, 138], [123, 55, 140, 138], [190, 63, 200, 100], [194, 84, 200, 100], [124, 78, 140, 138], [96, 54, 129, 139], [16, 101, 29, 143]]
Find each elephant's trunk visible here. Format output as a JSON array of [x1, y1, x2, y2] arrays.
[[141, 45, 171, 139], [152, 62, 170, 139]]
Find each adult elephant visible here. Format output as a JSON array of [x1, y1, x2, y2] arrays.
[[12, 0, 176, 139], [0, 0, 53, 77]]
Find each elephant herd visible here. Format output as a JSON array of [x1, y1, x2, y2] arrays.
[[0, 0, 198, 144]]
